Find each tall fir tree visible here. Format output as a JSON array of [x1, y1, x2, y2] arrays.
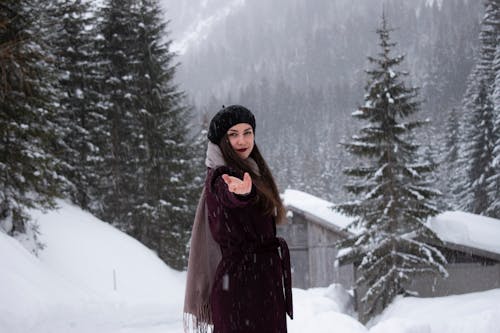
[[460, 80, 496, 215], [93, 0, 200, 269], [442, 107, 461, 210], [487, 7, 500, 219], [94, 0, 143, 229], [128, 0, 201, 269], [490, 42, 500, 217], [459, 0, 499, 218], [335, 14, 447, 322], [44, 0, 102, 210], [0, 1, 61, 244]]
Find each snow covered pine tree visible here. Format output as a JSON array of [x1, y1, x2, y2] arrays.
[[334, 14, 447, 322], [93, 0, 199, 269], [0, 0, 61, 248], [43, 0, 103, 211], [458, 0, 499, 219]]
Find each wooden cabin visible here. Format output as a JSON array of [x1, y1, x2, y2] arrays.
[[279, 189, 500, 322]]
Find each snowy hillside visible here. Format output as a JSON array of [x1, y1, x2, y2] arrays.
[[1, 200, 499, 332], [0, 200, 186, 333]]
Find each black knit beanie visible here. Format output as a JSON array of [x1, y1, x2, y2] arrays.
[[207, 105, 256, 144]]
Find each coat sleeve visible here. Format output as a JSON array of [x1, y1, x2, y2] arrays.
[[209, 167, 257, 209]]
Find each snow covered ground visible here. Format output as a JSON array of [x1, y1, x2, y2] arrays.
[[1, 199, 499, 333]]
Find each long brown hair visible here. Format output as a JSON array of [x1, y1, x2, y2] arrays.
[[219, 136, 286, 224]]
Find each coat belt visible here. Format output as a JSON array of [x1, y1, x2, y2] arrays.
[[221, 237, 293, 319]]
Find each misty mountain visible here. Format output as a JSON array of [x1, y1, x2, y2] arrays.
[[159, 0, 243, 54], [165, 0, 481, 107], [161, 0, 483, 203]]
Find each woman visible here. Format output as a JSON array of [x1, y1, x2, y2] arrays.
[[184, 105, 293, 333]]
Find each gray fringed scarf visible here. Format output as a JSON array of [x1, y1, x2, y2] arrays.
[[183, 142, 259, 333]]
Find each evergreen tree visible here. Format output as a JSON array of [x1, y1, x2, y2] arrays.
[[92, 0, 200, 269], [129, 0, 201, 269], [442, 107, 461, 209], [335, 15, 447, 322], [0, 1, 61, 243], [44, 0, 102, 210], [94, 0, 143, 229], [460, 81, 496, 215], [490, 43, 500, 217], [459, 0, 499, 218]]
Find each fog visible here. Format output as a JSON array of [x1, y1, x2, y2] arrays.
[[160, 0, 483, 203]]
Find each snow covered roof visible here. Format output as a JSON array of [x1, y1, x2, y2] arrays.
[[427, 211, 500, 259], [282, 189, 355, 233], [282, 189, 500, 258]]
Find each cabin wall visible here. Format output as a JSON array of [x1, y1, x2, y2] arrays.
[[282, 205, 500, 324], [409, 262, 500, 297], [278, 210, 354, 290], [354, 262, 500, 323], [277, 213, 309, 288]]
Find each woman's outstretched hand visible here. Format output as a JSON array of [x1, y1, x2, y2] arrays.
[[222, 172, 252, 195]]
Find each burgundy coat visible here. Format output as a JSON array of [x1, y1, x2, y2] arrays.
[[205, 166, 293, 333]]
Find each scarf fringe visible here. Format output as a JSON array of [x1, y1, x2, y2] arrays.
[[183, 304, 214, 333]]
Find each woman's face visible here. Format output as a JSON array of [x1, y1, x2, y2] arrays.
[[227, 123, 254, 159]]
